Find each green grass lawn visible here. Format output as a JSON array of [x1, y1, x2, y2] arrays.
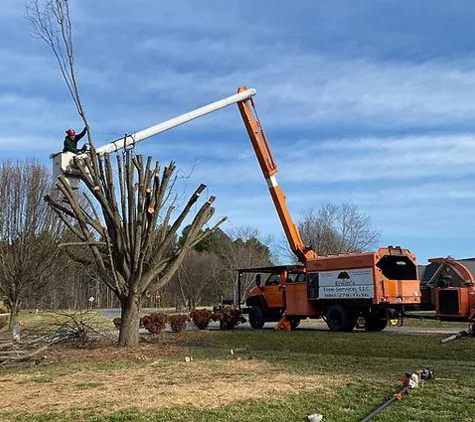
[[1, 326, 474, 422], [401, 311, 468, 329], [0, 310, 115, 336]]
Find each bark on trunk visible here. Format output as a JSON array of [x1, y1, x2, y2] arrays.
[[118, 294, 141, 347], [8, 299, 20, 330]]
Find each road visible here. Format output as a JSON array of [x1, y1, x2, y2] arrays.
[[98, 308, 460, 335]]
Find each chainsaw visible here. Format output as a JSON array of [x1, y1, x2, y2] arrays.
[[359, 368, 435, 422]]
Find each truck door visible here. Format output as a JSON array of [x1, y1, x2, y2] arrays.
[[264, 273, 284, 309]]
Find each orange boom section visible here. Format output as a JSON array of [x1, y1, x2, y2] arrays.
[[236, 86, 317, 263]]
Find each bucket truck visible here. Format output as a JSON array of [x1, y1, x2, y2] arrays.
[[234, 87, 420, 331], [51, 86, 421, 332]]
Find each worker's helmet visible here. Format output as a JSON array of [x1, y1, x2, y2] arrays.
[[65, 128, 76, 136]]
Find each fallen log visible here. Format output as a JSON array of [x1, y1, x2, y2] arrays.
[[0, 345, 48, 367]]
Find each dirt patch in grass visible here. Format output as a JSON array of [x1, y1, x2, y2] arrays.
[[43, 342, 188, 363], [39, 331, 214, 364], [0, 358, 342, 415]]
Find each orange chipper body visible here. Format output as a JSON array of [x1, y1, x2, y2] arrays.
[[428, 258, 475, 321], [236, 86, 420, 331]]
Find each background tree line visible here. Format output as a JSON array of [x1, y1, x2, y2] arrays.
[[0, 160, 274, 323], [0, 159, 379, 326]]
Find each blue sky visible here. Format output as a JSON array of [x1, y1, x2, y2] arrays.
[[1, 1, 475, 263]]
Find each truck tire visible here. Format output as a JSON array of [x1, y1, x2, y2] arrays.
[[289, 317, 301, 330], [325, 305, 357, 332], [365, 314, 388, 331], [249, 306, 265, 329]]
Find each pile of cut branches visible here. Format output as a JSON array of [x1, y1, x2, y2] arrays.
[[0, 311, 114, 367], [0, 337, 49, 367]]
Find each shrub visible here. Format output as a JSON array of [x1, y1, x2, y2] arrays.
[[214, 307, 246, 330], [190, 309, 214, 330], [141, 312, 168, 334], [168, 314, 188, 333]]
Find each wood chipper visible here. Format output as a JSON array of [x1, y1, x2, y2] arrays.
[[420, 257, 475, 321]]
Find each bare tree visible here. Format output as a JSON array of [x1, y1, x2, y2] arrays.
[[221, 227, 273, 302], [26, 0, 92, 144], [45, 150, 225, 347], [298, 203, 380, 256], [174, 250, 223, 310], [0, 161, 62, 330]]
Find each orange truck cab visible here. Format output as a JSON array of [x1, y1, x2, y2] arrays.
[[241, 247, 420, 332]]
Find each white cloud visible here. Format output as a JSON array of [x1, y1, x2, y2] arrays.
[[132, 32, 475, 131], [2, 1, 475, 261], [279, 134, 475, 183], [135, 132, 475, 187]]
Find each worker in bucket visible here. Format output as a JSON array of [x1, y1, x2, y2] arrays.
[[62, 126, 88, 154]]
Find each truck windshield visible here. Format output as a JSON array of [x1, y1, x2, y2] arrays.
[[377, 256, 417, 280], [265, 274, 281, 286], [287, 273, 306, 283]]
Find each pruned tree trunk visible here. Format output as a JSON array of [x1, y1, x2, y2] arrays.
[[8, 299, 21, 331], [119, 294, 141, 347]]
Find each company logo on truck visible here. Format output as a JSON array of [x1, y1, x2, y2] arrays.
[[319, 268, 374, 299], [336, 271, 352, 286]]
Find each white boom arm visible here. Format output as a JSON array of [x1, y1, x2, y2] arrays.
[[52, 88, 256, 188], [96, 88, 256, 155]]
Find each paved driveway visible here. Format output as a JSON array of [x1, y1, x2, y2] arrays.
[[99, 308, 459, 335]]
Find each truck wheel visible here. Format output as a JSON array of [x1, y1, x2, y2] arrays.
[[365, 314, 388, 331], [325, 305, 357, 332], [249, 306, 265, 329], [289, 317, 301, 330]]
